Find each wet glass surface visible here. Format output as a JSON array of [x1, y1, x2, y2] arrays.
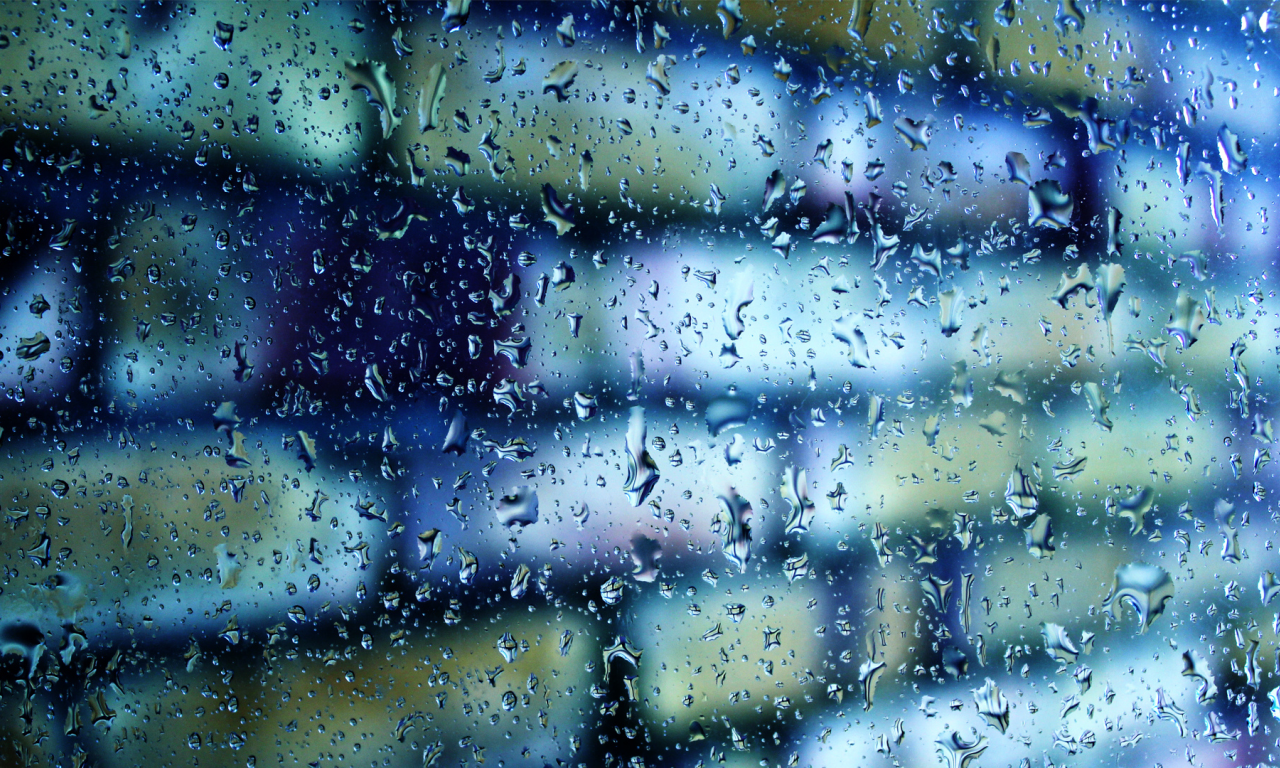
[[0, 2, 1279, 767]]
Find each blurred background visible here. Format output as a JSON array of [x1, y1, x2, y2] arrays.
[[0, 1, 1277, 766]]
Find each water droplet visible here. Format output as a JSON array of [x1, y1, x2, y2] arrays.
[[713, 490, 753, 572], [629, 534, 661, 582], [215, 543, 242, 589], [345, 59, 400, 140], [1102, 562, 1174, 633], [496, 487, 538, 528], [418, 63, 447, 131], [1029, 179, 1074, 229], [972, 679, 1010, 733], [213, 21, 234, 51], [542, 61, 579, 102], [441, 0, 471, 31], [894, 116, 932, 151], [781, 467, 815, 535]]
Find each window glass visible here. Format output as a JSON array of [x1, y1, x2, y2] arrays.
[[0, 3, 1274, 768]]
